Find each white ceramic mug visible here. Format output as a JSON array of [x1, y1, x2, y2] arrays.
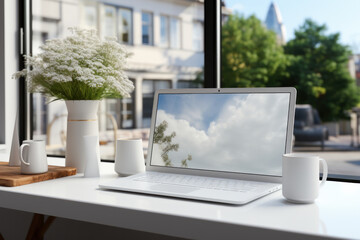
[[20, 140, 48, 174], [115, 139, 145, 176], [282, 153, 328, 203]]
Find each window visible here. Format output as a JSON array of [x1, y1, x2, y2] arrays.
[[25, 0, 210, 161], [84, 5, 97, 28], [103, 6, 116, 37], [118, 8, 132, 44], [142, 12, 153, 45], [105, 79, 135, 129], [221, 1, 360, 181], [160, 16, 181, 49], [160, 15, 169, 47], [170, 17, 181, 49], [177, 80, 201, 88], [102, 5, 133, 44], [142, 80, 172, 128], [193, 21, 203, 51]]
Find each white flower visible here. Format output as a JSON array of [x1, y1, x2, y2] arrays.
[[13, 27, 134, 100]]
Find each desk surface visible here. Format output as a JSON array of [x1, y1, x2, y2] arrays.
[[0, 153, 359, 240]]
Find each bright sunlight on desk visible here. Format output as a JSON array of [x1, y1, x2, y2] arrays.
[[0, 153, 360, 240]]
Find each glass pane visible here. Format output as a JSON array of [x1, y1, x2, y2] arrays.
[[118, 8, 132, 44], [142, 12, 152, 45], [84, 5, 97, 28], [170, 17, 181, 49], [160, 15, 169, 47], [103, 6, 116, 37], [30, 0, 204, 160], [221, 0, 360, 179], [193, 21, 203, 51]]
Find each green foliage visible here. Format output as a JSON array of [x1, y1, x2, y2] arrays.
[[181, 155, 192, 168], [193, 67, 204, 87], [221, 15, 360, 121], [154, 120, 192, 167], [31, 76, 125, 101], [284, 19, 360, 121], [221, 14, 288, 87]]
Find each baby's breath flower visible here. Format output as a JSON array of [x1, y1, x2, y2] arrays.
[[13, 27, 134, 100]]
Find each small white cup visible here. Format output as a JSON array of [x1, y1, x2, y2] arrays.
[[282, 153, 328, 203], [20, 140, 48, 174], [115, 139, 145, 176]]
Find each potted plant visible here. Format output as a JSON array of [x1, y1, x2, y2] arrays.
[[14, 27, 134, 173]]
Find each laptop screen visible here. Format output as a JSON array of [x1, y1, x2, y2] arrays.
[[150, 92, 291, 176]]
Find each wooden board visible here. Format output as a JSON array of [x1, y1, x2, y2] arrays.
[[0, 162, 76, 187]]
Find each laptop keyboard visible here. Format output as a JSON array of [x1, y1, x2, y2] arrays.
[[133, 172, 278, 193]]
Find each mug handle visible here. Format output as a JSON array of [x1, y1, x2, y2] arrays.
[[319, 158, 328, 187], [20, 144, 31, 166]]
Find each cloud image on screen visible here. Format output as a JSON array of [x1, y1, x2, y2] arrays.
[[150, 93, 290, 176]]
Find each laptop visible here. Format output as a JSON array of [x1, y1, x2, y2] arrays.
[[100, 87, 297, 205]]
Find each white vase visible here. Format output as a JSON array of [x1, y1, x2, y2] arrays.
[[65, 100, 100, 173]]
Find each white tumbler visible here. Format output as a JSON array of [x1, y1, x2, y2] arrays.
[[115, 139, 145, 176]]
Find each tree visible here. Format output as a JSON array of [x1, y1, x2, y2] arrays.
[[221, 14, 288, 88], [153, 120, 192, 167], [284, 19, 359, 121]]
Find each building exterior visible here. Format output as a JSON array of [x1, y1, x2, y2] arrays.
[[31, 0, 204, 150], [264, 2, 286, 44]]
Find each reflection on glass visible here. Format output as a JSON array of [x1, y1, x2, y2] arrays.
[[151, 93, 290, 176]]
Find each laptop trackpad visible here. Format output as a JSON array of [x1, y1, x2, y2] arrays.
[[149, 184, 198, 194]]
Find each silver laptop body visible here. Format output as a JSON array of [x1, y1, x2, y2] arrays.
[[100, 87, 297, 205]]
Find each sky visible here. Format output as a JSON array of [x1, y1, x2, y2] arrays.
[[224, 0, 360, 53], [151, 93, 290, 176]]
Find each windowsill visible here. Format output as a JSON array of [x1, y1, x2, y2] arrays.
[[0, 153, 359, 239]]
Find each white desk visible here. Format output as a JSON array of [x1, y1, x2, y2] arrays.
[[0, 153, 360, 240]]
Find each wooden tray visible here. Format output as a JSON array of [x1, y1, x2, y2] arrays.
[[0, 162, 76, 187]]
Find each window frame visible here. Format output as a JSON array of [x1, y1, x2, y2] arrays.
[[19, 0, 32, 142]]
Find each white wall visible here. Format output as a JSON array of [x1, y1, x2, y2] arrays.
[[0, 0, 5, 144], [1, 0, 19, 149]]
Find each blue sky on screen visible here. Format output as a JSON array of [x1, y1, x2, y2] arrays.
[[224, 0, 360, 53], [153, 93, 290, 175], [157, 94, 248, 131]]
